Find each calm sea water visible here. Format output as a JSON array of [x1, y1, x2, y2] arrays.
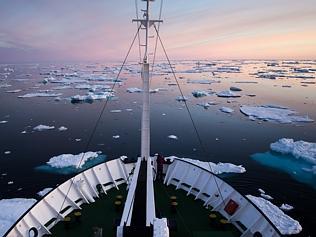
[[0, 60, 315, 236]]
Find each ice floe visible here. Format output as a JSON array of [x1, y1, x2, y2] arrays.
[[260, 193, 274, 200], [240, 105, 314, 124], [113, 135, 120, 139], [33, 125, 55, 131], [229, 86, 242, 91], [47, 151, 101, 169], [176, 96, 188, 102], [18, 93, 62, 98], [165, 156, 246, 174], [187, 79, 219, 84], [0, 198, 37, 236], [217, 90, 241, 98], [280, 203, 294, 211], [71, 92, 113, 103], [6, 89, 22, 93], [127, 87, 142, 93], [220, 107, 234, 113], [270, 138, 316, 164], [37, 187, 53, 197], [192, 90, 210, 98], [58, 126, 68, 131], [246, 195, 302, 235], [168, 135, 178, 140]]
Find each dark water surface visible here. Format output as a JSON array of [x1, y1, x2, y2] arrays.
[[0, 61, 315, 236]]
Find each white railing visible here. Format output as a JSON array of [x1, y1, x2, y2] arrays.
[[5, 158, 134, 237], [164, 159, 281, 237]]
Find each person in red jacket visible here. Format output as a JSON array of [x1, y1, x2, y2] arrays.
[[156, 154, 165, 182]]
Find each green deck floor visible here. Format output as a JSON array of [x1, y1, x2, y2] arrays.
[[50, 182, 240, 237]]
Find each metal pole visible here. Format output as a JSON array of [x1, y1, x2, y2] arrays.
[[141, 0, 150, 161]]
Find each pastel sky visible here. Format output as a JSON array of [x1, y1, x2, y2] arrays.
[[0, 0, 315, 63]]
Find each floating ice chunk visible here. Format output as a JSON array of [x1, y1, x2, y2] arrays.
[[21, 131, 27, 134], [246, 195, 302, 235], [217, 90, 241, 98], [192, 90, 210, 98], [165, 156, 246, 174], [127, 87, 142, 93], [58, 126, 68, 131], [110, 110, 122, 113], [4, 151, 11, 155], [168, 135, 178, 140], [280, 204, 294, 211], [113, 135, 120, 139], [6, 89, 22, 93], [240, 105, 314, 124], [33, 125, 55, 131], [197, 102, 211, 109], [176, 96, 188, 102], [260, 193, 274, 200], [18, 93, 62, 98], [75, 138, 81, 142], [71, 92, 113, 103], [229, 86, 242, 91], [0, 198, 37, 236], [187, 79, 219, 84], [0, 121, 8, 124], [258, 188, 265, 194], [0, 84, 11, 88], [47, 151, 101, 169], [220, 107, 234, 113], [270, 138, 316, 165], [37, 188, 53, 197], [7, 181, 13, 185]]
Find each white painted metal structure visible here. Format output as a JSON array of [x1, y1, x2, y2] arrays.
[[164, 159, 281, 237], [5, 158, 134, 237]]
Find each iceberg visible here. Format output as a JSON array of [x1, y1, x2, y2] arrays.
[[0, 198, 37, 237], [216, 90, 241, 98], [46, 151, 101, 169], [251, 149, 316, 189], [113, 135, 120, 139], [0, 121, 8, 124], [37, 187, 53, 197], [270, 138, 316, 164], [220, 107, 234, 113], [18, 93, 62, 98], [240, 105, 314, 123], [165, 156, 246, 174], [33, 125, 55, 131], [246, 195, 302, 235]]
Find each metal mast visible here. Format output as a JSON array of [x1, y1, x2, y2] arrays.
[[133, 0, 162, 161]]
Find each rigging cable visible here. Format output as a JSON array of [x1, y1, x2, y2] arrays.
[[135, 0, 142, 62], [151, 0, 164, 75], [53, 25, 142, 225], [153, 24, 227, 207]]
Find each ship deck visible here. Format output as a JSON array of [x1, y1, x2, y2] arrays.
[[50, 182, 240, 237]]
